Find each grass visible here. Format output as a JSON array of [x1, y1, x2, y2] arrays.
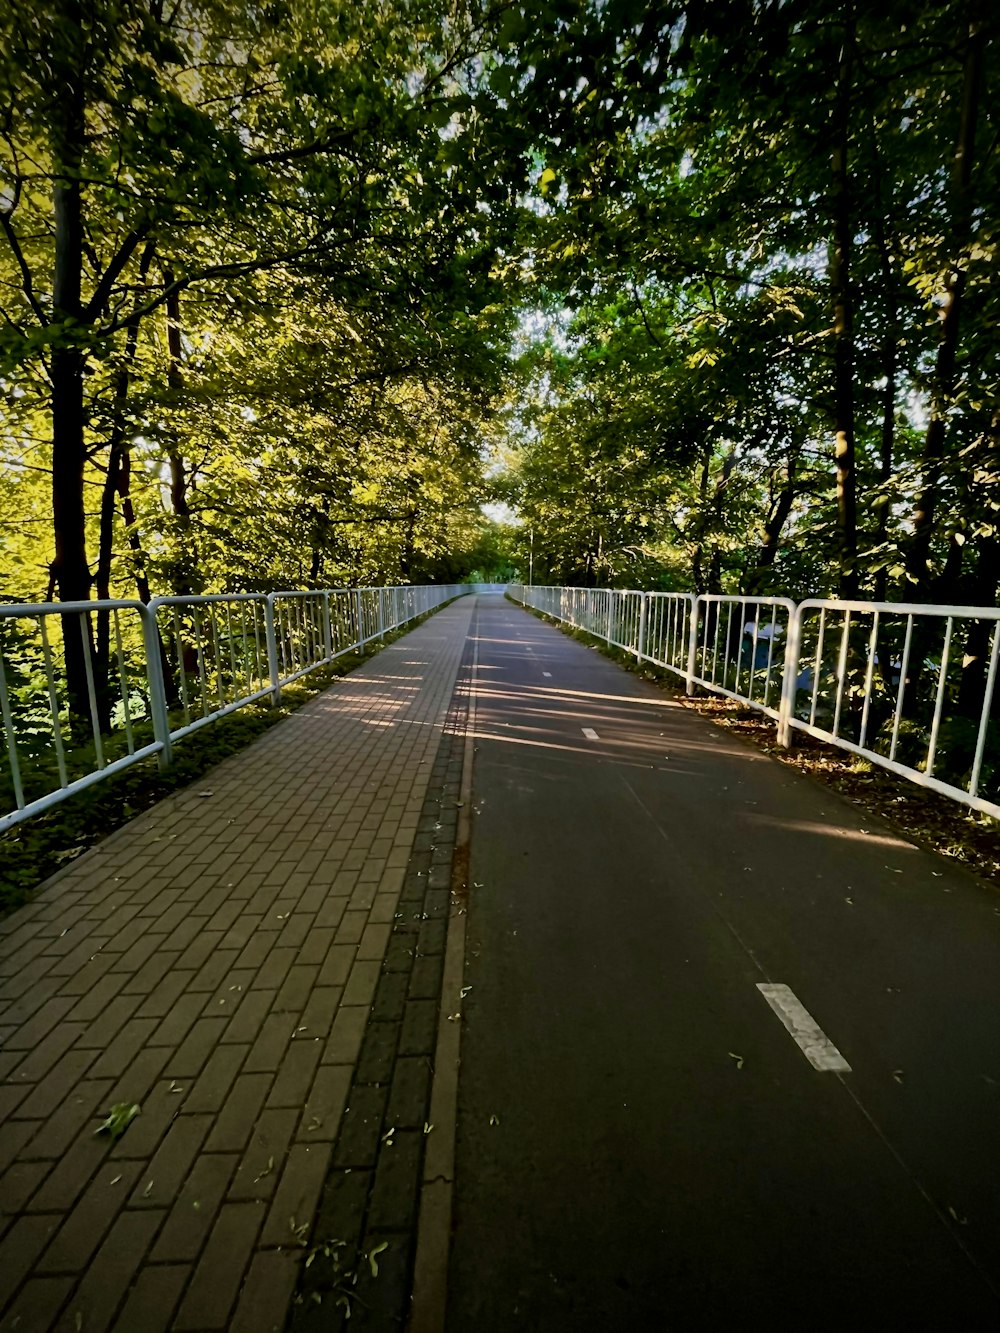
[[512, 596, 1000, 890], [0, 604, 456, 919]]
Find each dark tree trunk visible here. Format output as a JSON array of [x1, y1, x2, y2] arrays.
[[869, 123, 899, 604], [906, 11, 985, 595], [830, 17, 857, 599], [746, 479, 796, 596], [957, 537, 1000, 719], [163, 276, 194, 594], [50, 8, 91, 728]]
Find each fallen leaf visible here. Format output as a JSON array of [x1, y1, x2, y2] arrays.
[[369, 1241, 388, 1276], [95, 1103, 140, 1141]]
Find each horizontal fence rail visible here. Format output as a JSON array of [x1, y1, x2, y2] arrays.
[[0, 584, 467, 832], [508, 585, 1000, 822]]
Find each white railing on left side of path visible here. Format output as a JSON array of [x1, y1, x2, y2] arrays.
[[0, 584, 468, 832], [508, 584, 1000, 823]]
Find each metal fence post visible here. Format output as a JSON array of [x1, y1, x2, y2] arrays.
[[685, 596, 700, 696], [636, 593, 648, 663], [777, 603, 802, 747], [321, 592, 333, 661], [354, 589, 364, 647], [265, 595, 281, 705], [140, 605, 173, 768]]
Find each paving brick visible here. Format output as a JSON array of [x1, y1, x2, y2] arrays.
[[228, 1107, 298, 1201], [267, 1040, 322, 1110], [261, 1142, 333, 1247], [148, 990, 210, 1047], [317, 943, 355, 988], [52, 1208, 163, 1333], [129, 1114, 212, 1208], [296, 926, 335, 966], [356, 921, 392, 962], [313, 897, 348, 930], [367, 1130, 422, 1232], [135, 968, 196, 1020], [298, 986, 341, 1040], [36, 1160, 142, 1274], [27, 1130, 109, 1212], [249, 946, 297, 993], [183, 1043, 248, 1114], [342, 960, 381, 1008], [204, 1072, 272, 1152], [336, 908, 369, 945], [221, 988, 275, 1044], [274, 963, 318, 1014], [1, 1274, 74, 1333], [0, 1213, 61, 1309], [387, 1056, 432, 1129], [244, 1013, 296, 1074], [0, 1119, 40, 1174], [173, 1201, 266, 1329], [298, 1065, 351, 1143], [87, 1017, 159, 1078], [151, 1152, 239, 1261], [110, 1262, 190, 1333], [164, 1017, 229, 1080], [371, 971, 409, 1023], [408, 952, 444, 1001], [332, 1085, 387, 1169], [398, 998, 438, 1057], [323, 1006, 368, 1066], [0, 1159, 51, 1215], [9, 1031, 91, 1091], [2, 996, 76, 1050], [356, 1021, 400, 1084], [189, 947, 240, 993], [229, 1248, 303, 1333]]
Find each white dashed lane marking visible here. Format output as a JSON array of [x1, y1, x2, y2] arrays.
[[756, 983, 851, 1072]]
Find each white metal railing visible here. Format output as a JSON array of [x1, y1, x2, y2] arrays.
[[0, 584, 466, 832], [508, 585, 1000, 822]]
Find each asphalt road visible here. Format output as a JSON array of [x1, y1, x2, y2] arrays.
[[446, 596, 1000, 1331]]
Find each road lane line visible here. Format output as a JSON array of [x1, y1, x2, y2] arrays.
[[756, 983, 851, 1072], [542, 671, 552, 677], [581, 727, 599, 740]]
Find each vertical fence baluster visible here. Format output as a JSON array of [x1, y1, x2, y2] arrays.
[[889, 614, 914, 763], [113, 609, 136, 754], [970, 621, 1000, 799], [925, 617, 954, 778], [0, 628, 25, 809], [39, 617, 69, 787]]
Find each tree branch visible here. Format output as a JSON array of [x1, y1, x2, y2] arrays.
[[0, 209, 47, 324]]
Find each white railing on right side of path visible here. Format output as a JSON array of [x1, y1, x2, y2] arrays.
[[0, 584, 467, 833], [508, 585, 1000, 822]]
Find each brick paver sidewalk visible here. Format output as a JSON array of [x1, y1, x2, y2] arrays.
[[0, 597, 476, 1333]]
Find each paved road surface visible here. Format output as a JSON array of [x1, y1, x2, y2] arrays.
[[448, 597, 1000, 1331]]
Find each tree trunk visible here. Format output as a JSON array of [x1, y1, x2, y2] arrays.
[[164, 275, 194, 594], [906, 11, 985, 595], [746, 479, 795, 596], [869, 120, 899, 604], [830, 17, 857, 599], [50, 7, 91, 729]]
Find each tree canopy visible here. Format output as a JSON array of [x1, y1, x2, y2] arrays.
[[1, 0, 998, 616]]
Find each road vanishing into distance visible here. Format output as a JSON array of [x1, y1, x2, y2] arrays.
[[448, 597, 1000, 1331]]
